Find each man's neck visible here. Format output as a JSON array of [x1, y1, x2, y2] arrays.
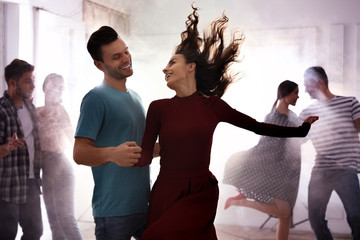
[[104, 77, 127, 91], [6, 90, 23, 108], [318, 90, 335, 101]]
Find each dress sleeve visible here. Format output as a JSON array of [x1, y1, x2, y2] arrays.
[[137, 101, 160, 167], [214, 98, 310, 138]]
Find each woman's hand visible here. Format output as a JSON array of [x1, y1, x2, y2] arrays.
[[304, 116, 319, 125]]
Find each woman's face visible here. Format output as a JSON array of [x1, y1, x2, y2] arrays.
[[44, 78, 64, 103], [283, 86, 299, 106], [162, 54, 194, 90]]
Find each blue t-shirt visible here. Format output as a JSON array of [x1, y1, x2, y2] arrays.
[[75, 83, 150, 217]]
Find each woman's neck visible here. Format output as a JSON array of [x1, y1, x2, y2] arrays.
[[45, 96, 61, 106], [176, 89, 197, 97], [276, 100, 289, 115], [174, 80, 197, 97]]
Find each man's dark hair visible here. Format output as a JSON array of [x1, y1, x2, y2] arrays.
[[87, 26, 119, 62], [4, 59, 34, 83]]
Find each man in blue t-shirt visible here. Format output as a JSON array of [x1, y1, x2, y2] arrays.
[[74, 26, 154, 240]]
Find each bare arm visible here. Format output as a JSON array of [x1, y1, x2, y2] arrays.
[[62, 107, 75, 144], [153, 142, 160, 158], [73, 137, 142, 167], [355, 118, 360, 132]]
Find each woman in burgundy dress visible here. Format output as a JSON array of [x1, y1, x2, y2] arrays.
[[136, 6, 318, 240]]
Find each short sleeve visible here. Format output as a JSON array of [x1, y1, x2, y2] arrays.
[[351, 97, 360, 120], [75, 92, 104, 141]]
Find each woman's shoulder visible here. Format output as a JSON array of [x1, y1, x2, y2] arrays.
[[288, 110, 298, 118], [265, 110, 289, 122], [198, 94, 223, 105], [36, 106, 45, 111], [151, 97, 172, 104], [149, 97, 173, 109], [149, 93, 225, 108]]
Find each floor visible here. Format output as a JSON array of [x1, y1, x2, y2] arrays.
[[15, 205, 352, 240], [14, 168, 353, 240], [215, 224, 352, 240], [14, 188, 354, 240], [24, 198, 352, 240], [76, 221, 352, 240]]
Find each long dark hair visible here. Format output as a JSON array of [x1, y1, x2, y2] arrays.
[[175, 5, 244, 97]]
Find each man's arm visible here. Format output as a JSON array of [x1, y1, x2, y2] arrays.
[[355, 118, 360, 132], [153, 142, 160, 158], [0, 144, 12, 159], [73, 137, 142, 167]]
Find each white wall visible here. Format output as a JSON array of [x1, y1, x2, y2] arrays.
[[2, 0, 360, 236]]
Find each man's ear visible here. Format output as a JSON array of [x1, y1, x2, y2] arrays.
[[317, 79, 326, 89], [8, 78, 16, 87], [94, 60, 104, 71]]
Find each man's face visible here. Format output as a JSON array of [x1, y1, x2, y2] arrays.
[[15, 71, 35, 100], [99, 38, 133, 80], [304, 77, 320, 99]]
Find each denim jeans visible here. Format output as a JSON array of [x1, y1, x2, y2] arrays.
[[308, 169, 360, 240], [94, 213, 146, 240], [0, 179, 43, 240], [42, 152, 82, 240]]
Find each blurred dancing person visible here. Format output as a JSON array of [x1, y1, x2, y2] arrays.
[[299, 66, 360, 240], [223, 80, 304, 240], [0, 59, 43, 239], [37, 73, 82, 240]]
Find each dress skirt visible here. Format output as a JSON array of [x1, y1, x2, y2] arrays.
[[222, 110, 303, 209], [141, 168, 219, 240], [223, 142, 301, 209]]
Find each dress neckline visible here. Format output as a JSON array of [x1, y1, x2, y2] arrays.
[[173, 92, 198, 101]]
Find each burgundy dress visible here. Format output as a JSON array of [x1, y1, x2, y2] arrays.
[[138, 92, 310, 240]]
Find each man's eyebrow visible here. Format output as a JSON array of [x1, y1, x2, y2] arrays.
[[111, 47, 129, 58]]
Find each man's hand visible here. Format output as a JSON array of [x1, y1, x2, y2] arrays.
[[7, 133, 25, 151], [110, 141, 142, 167], [74, 138, 142, 167], [0, 133, 25, 159]]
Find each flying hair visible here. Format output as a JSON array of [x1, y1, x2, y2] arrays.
[[175, 5, 245, 97]]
